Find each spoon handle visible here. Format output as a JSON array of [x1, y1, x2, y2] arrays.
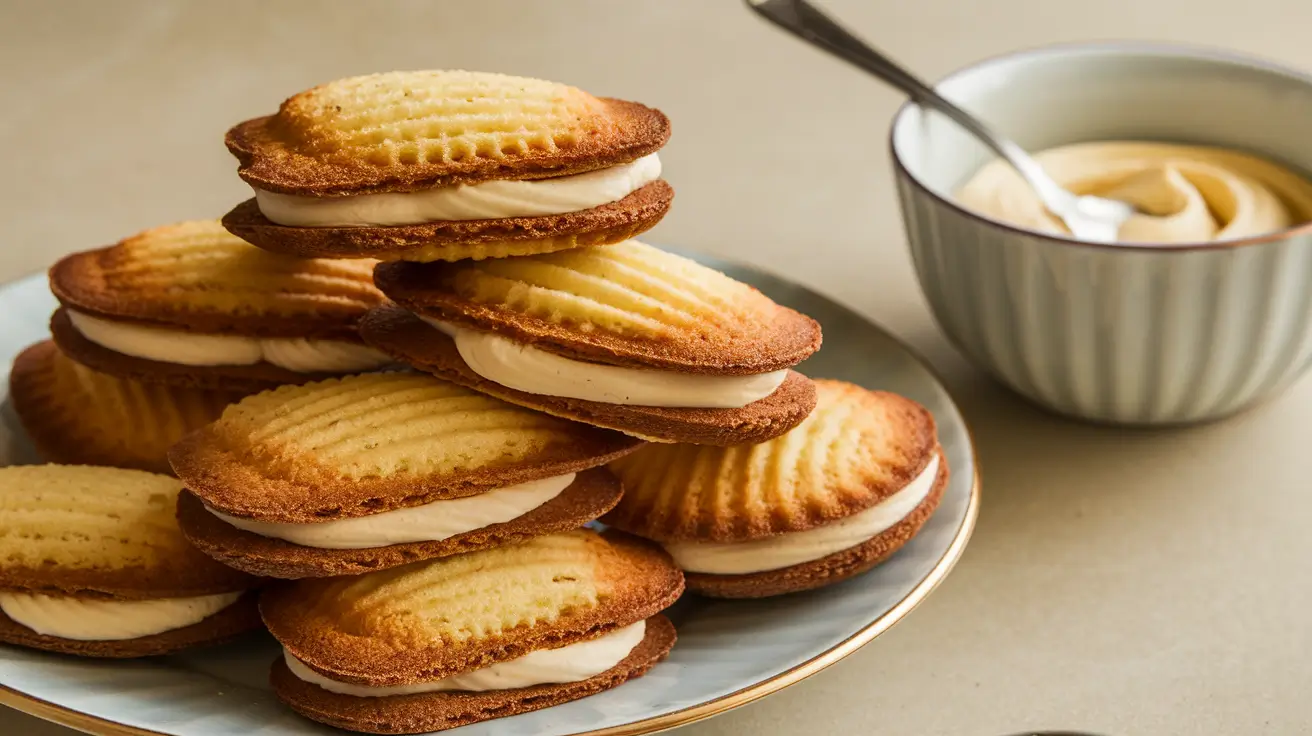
[[744, 0, 1068, 206]]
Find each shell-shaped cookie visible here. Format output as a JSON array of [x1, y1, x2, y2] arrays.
[[374, 241, 823, 374], [169, 372, 643, 522], [604, 380, 939, 542], [261, 529, 683, 685], [9, 341, 240, 474], [227, 70, 670, 195], [0, 465, 256, 598], [50, 220, 384, 338]]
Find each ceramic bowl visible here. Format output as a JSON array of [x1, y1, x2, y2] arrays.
[[891, 42, 1312, 424]]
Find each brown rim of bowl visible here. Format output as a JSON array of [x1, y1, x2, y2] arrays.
[[887, 40, 1312, 253]]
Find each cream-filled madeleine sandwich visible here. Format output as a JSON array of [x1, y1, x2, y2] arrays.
[[0, 465, 261, 657], [170, 371, 642, 578], [223, 70, 673, 263], [604, 379, 947, 598], [262, 530, 683, 734], [362, 241, 822, 445], [49, 220, 391, 393]]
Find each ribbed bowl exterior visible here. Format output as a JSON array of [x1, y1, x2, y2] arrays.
[[896, 172, 1312, 424]]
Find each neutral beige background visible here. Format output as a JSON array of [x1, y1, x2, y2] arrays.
[[2, 1, 1310, 734]]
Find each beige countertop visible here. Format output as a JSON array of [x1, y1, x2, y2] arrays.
[[3, 2, 1310, 734]]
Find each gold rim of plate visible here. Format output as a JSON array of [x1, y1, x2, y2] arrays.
[[0, 266, 982, 736]]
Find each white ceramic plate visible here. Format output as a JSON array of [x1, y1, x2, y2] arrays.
[[0, 252, 979, 736]]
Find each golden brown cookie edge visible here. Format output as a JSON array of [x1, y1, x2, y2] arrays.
[[222, 180, 672, 261], [0, 553, 259, 602], [227, 97, 670, 196], [269, 614, 676, 735], [48, 247, 382, 339], [359, 306, 817, 446], [175, 468, 625, 578]]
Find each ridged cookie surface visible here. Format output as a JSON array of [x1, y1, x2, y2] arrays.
[[373, 241, 822, 374], [0, 465, 256, 598], [359, 305, 817, 445], [270, 614, 676, 734], [221, 180, 673, 262], [227, 70, 670, 196], [50, 220, 383, 338], [261, 530, 683, 686], [9, 341, 240, 474], [604, 380, 939, 542], [169, 372, 642, 522]]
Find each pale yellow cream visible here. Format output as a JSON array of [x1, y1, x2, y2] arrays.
[[956, 141, 1312, 243]]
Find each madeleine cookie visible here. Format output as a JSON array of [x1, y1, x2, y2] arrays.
[[171, 371, 642, 578], [223, 70, 673, 263], [0, 465, 261, 657], [9, 341, 240, 474], [362, 241, 822, 445], [49, 220, 391, 393], [263, 530, 682, 734], [604, 380, 947, 598]]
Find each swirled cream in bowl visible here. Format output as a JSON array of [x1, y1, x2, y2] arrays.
[[956, 141, 1312, 243], [891, 43, 1312, 424]]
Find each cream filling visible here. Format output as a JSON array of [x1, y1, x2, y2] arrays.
[[68, 309, 392, 373], [285, 619, 646, 696], [254, 154, 662, 227], [208, 473, 575, 549], [0, 591, 242, 641], [422, 318, 787, 409], [956, 141, 1312, 243], [665, 455, 941, 574]]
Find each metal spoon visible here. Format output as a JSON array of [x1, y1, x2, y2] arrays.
[[744, 0, 1136, 243]]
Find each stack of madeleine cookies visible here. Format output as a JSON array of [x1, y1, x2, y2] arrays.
[[0, 67, 951, 735]]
